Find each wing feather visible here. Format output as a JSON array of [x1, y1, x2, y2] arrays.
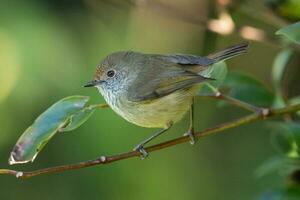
[[126, 53, 213, 102], [128, 73, 211, 102], [164, 54, 214, 66]]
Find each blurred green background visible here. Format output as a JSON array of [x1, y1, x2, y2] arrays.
[[0, 0, 298, 199]]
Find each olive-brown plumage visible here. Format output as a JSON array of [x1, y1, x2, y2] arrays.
[[85, 42, 249, 158]]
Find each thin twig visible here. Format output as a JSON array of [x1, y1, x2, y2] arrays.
[[198, 93, 263, 113], [1, 103, 300, 179], [198, 85, 263, 113]]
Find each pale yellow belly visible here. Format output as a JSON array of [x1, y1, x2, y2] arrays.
[[112, 86, 199, 128]]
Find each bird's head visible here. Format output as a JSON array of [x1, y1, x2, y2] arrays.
[[84, 51, 137, 95]]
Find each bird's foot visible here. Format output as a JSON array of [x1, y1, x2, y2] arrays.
[[183, 130, 197, 145], [133, 144, 149, 159]]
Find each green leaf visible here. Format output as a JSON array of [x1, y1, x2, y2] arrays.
[[272, 49, 293, 108], [268, 0, 300, 21], [276, 21, 300, 44], [59, 105, 96, 132], [221, 72, 274, 107], [269, 122, 300, 158], [272, 49, 293, 87], [277, 0, 300, 21], [255, 156, 287, 178], [289, 95, 300, 116], [200, 61, 228, 88], [198, 62, 228, 95], [287, 123, 300, 154], [9, 96, 91, 165], [255, 156, 300, 178], [271, 124, 297, 157]]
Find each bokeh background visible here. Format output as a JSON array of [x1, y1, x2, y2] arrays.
[[0, 0, 299, 199]]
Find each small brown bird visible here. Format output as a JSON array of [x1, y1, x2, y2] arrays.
[[85, 42, 249, 158]]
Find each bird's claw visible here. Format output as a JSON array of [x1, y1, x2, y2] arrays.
[[133, 144, 148, 159], [184, 130, 197, 145]]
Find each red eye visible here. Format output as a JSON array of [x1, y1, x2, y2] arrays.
[[107, 70, 115, 77]]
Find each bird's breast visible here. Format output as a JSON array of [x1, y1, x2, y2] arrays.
[[99, 86, 198, 129]]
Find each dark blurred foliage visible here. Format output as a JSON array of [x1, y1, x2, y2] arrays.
[[0, 0, 299, 200], [266, 0, 300, 22]]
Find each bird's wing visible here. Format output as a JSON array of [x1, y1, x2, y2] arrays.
[[164, 54, 214, 66], [127, 71, 211, 102], [162, 54, 214, 74], [165, 43, 249, 66]]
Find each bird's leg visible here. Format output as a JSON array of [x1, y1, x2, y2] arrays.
[[134, 123, 172, 159], [183, 98, 197, 145]]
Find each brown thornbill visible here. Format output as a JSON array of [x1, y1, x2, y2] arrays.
[[84, 42, 249, 158]]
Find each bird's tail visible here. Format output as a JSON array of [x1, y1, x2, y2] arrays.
[[207, 42, 249, 63]]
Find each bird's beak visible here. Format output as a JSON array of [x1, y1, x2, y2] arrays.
[[83, 80, 104, 87]]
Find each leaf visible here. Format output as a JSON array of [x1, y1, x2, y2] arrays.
[[272, 49, 293, 87], [271, 126, 297, 157], [9, 96, 91, 165], [200, 61, 228, 88], [286, 123, 300, 154], [221, 72, 274, 107], [272, 49, 293, 108], [59, 105, 96, 132], [254, 156, 296, 178], [269, 122, 300, 158], [268, 0, 300, 22], [198, 62, 227, 95], [276, 21, 300, 44], [289, 95, 300, 116]]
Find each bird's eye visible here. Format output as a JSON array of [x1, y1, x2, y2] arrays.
[[106, 70, 116, 78]]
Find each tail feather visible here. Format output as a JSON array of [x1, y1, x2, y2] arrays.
[[207, 42, 249, 63]]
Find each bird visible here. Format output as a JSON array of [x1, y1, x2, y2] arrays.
[[84, 42, 249, 158]]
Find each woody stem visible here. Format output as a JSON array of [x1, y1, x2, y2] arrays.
[[0, 103, 300, 179]]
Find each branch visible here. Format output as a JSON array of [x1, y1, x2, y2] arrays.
[[1, 103, 300, 179], [197, 92, 264, 113]]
